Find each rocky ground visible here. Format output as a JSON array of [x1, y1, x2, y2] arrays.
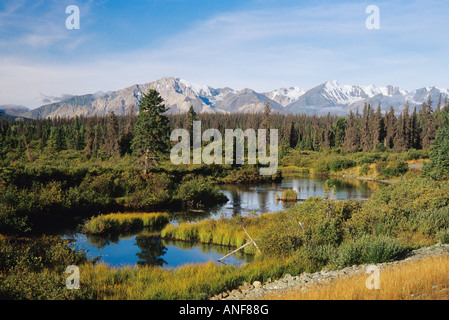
[[209, 242, 449, 300]]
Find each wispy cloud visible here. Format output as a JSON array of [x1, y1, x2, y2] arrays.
[[0, 0, 448, 108]]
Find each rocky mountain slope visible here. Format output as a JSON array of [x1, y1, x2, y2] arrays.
[[10, 77, 449, 119]]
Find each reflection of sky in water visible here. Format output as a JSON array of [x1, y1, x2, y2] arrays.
[[67, 176, 378, 268], [69, 233, 253, 269], [206, 176, 377, 219]]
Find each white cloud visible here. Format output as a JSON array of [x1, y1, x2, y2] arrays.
[[0, 0, 449, 109]]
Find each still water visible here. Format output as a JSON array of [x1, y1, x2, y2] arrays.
[[66, 175, 379, 268]]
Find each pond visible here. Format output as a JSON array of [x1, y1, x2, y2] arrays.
[[64, 175, 379, 268]]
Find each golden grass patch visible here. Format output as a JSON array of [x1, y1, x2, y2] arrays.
[[266, 255, 449, 300]]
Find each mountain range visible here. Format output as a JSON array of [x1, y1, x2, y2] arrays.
[[2, 77, 448, 119]]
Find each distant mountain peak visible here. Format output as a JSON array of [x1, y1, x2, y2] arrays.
[[13, 77, 449, 119]]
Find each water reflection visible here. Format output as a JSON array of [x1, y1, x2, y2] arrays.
[[65, 175, 379, 268], [172, 175, 379, 223], [135, 235, 167, 267], [68, 232, 254, 268]]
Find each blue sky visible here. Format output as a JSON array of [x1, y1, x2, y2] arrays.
[[1, 0, 449, 108]]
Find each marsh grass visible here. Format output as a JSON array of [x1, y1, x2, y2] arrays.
[[267, 255, 449, 300], [81, 212, 170, 235], [161, 215, 272, 255], [79, 255, 308, 300], [280, 189, 298, 202]]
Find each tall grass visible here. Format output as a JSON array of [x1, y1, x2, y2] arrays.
[[267, 255, 449, 300], [79, 255, 308, 300], [280, 189, 298, 201], [81, 212, 170, 235], [161, 215, 272, 255]]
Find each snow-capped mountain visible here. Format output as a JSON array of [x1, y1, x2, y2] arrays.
[[25, 77, 235, 119], [263, 87, 307, 107], [286, 81, 448, 115], [16, 77, 449, 119]]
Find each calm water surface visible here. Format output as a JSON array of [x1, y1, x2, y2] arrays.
[[65, 175, 379, 268]]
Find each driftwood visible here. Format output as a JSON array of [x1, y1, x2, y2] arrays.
[[218, 227, 261, 262], [217, 241, 254, 262]]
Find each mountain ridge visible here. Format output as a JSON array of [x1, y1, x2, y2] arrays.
[[9, 77, 449, 119]]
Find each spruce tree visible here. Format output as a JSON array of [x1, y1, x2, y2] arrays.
[[105, 111, 120, 157], [131, 89, 171, 174], [423, 127, 449, 180], [342, 110, 360, 152]]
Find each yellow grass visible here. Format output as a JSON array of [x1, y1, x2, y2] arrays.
[[266, 255, 449, 300], [82, 212, 170, 234]]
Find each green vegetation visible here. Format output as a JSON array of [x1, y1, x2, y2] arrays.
[[161, 215, 266, 254], [77, 256, 308, 300], [278, 189, 298, 202], [423, 127, 449, 180], [1, 89, 449, 300], [0, 236, 93, 300], [0, 155, 228, 234], [131, 89, 171, 173]]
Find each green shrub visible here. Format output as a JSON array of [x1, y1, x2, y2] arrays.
[[356, 154, 381, 165], [258, 213, 303, 256], [408, 207, 449, 235], [312, 160, 329, 174], [423, 127, 449, 180], [437, 229, 449, 243], [375, 161, 388, 175], [327, 157, 356, 172], [281, 189, 298, 201], [359, 164, 370, 176], [375, 143, 387, 152], [331, 235, 409, 267], [378, 160, 409, 178], [307, 219, 344, 246], [175, 175, 227, 208], [401, 149, 427, 161]]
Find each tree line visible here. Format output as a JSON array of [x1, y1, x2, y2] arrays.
[[1, 93, 448, 162]]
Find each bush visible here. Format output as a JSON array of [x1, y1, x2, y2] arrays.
[[175, 175, 227, 208], [375, 161, 388, 175], [359, 164, 370, 176], [401, 149, 427, 161], [437, 229, 449, 244], [258, 213, 303, 256], [375, 143, 387, 152], [0, 236, 93, 300], [356, 154, 381, 165], [331, 235, 409, 267], [408, 207, 449, 235], [378, 160, 409, 178], [281, 189, 298, 201], [423, 127, 449, 180], [312, 160, 329, 174], [327, 157, 356, 172]]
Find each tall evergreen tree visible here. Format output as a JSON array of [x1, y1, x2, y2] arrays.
[[371, 103, 385, 149], [384, 107, 396, 149], [342, 110, 360, 152], [360, 103, 373, 151], [421, 101, 436, 149], [131, 89, 171, 174], [185, 105, 197, 147], [85, 116, 95, 156], [105, 112, 120, 157]]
